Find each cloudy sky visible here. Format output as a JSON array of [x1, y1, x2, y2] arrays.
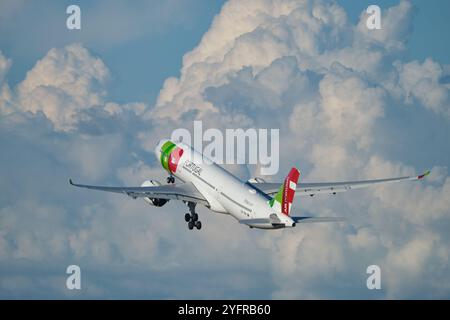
[[1, 0, 449, 299]]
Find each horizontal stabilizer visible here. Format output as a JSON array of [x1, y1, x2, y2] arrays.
[[291, 216, 346, 223], [239, 218, 271, 225]]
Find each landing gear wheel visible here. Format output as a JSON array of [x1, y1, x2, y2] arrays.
[[186, 201, 201, 231], [167, 176, 175, 184]]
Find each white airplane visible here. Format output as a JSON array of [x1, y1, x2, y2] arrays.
[[70, 139, 430, 230]]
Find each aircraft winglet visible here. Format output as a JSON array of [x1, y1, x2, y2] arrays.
[[69, 178, 74, 185], [418, 170, 431, 180]]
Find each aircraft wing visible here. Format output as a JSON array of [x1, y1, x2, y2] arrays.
[[252, 170, 430, 197], [69, 179, 209, 205]]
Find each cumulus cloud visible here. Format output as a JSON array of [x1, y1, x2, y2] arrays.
[[395, 59, 450, 117], [2, 44, 149, 134], [356, 0, 415, 52], [15, 43, 109, 131], [0, 44, 267, 298], [1, 0, 450, 299], [145, 0, 450, 298]]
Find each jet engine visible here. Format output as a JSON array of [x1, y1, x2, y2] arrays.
[[141, 180, 169, 207]]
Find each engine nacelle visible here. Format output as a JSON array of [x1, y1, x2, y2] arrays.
[[141, 180, 169, 207]]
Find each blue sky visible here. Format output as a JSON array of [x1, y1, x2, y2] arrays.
[[0, 0, 226, 103], [1, 0, 450, 299]]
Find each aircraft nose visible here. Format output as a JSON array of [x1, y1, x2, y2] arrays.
[[154, 139, 167, 161], [154, 139, 176, 163]]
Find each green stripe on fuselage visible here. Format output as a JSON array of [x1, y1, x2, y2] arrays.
[[160, 141, 176, 171]]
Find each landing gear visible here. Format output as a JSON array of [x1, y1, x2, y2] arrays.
[[167, 176, 175, 184], [185, 202, 202, 230]]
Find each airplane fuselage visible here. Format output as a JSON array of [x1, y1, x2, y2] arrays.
[[156, 140, 295, 229]]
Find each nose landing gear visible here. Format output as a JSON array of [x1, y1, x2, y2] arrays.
[[185, 202, 201, 230], [167, 176, 175, 184]]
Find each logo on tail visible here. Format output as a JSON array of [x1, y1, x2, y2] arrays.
[[269, 167, 300, 215]]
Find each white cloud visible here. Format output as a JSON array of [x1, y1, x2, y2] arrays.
[[382, 232, 449, 298], [64, 134, 125, 181], [318, 65, 386, 149], [16, 43, 109, 130], [145, 0, 450, 298], [396, 59, 450, 117], [356, 0, 414, 52], [365, 160, 450, 224], [1, 0, 450, 299], [0, 201, 70, 261]]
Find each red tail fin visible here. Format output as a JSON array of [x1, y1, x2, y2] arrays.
[[269, 167, 300, 216]]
